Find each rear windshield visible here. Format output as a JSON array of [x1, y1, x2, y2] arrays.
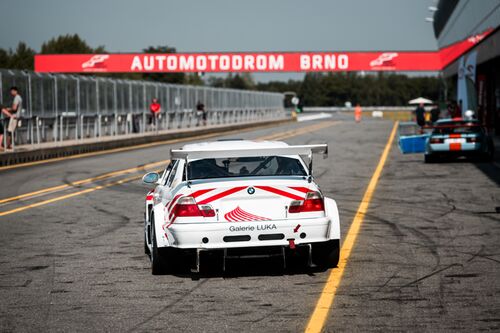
[[433, 123, 482, 135], [187, 156, 307, 180]]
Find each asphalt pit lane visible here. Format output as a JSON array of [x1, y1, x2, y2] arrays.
[[50, 289, 69, 294], [25, 265, 50, 271], [444, 273, 478, 278]]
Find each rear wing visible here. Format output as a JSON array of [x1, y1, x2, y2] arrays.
[[170, 144, 328, 160]]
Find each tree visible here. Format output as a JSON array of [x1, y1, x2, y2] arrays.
[[0, 48, 11, 68], [225, 73, 255, 90], [0, 42, 36, 70], [40, 34, 104, 54], [184, 73, 205, 86], [9, 42, 36, 70]]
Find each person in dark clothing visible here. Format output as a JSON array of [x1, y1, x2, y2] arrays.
[[430, 104, 440, 123], [196, 100, 206, 126], [446, 101, 454, 118], [415, 103, 426, 127]]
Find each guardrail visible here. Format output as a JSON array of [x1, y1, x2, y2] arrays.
[[303, 106, 414, 112], [0, 69, 285, 151], [0, 108, 285, 150]]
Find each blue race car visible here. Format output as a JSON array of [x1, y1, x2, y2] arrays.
[[424, 118, 495, 163]]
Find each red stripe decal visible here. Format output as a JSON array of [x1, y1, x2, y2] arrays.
[[255, 186, 303, 200], [233, 209, 249, 221], [166, 215, 177, 228], [198, 187, 246, 205], [167, 194, 183, 212], [224, 206, 270, 222], [191, 188, 215, 198], [449, 134, 461, 138], [450, 143, 462, 151], [146, 195, 153, 200], [289, 186, 310, 193]]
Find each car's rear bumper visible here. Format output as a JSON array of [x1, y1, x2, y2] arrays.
[[427, 143, 486, 157], [161, 217, 334, 249], [429, 142, 483, 153]]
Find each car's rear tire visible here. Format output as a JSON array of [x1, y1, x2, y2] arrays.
[[144, 232, 150, 255], [144, 212, 150, 255], [424, 154, 436, 163], [312, 240, 340, 269], [151, 217, 169, 275]]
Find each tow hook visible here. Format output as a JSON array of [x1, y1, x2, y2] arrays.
[[288, 238, 296, 250]]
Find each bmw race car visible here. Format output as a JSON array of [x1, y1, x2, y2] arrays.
[[142, 140, 340, 274], [424, 118, 494, 163]]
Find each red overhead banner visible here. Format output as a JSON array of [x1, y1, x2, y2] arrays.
[[35, 52, 441, 73], [34, 28, 493, 73]]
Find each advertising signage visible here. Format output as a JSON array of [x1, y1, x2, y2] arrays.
[[34, 28, 493, 73]]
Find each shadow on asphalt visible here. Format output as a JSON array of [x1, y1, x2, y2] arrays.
[[168, 255, 327, 280], [423, 150, 500, 186], [473, 161, 500, 186], [473, 141, 500, 186]]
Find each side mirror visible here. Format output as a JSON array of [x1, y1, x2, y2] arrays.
[[142, 172, 159, 185]]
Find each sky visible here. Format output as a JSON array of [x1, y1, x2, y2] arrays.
[[0, 0, 439, 81]]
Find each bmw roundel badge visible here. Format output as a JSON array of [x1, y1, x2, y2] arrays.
[[247, 187, 255, 195]]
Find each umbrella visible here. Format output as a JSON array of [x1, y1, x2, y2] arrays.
[[408, 97, 433, 105]]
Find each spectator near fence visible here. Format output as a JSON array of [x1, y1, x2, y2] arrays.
[[196, 100, 207, 126], [149, 98, 161, 129], [1, 87, 22, 150]]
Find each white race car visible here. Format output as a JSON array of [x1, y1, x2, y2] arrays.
[[142, 140, 340, 274]]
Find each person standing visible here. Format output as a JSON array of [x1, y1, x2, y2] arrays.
[[196, 100, 207, 126], [354, 103, 362, 123], [430, 104, 440, 123], [1, 87, 22, 150], [149, 98, 161, 129], [415, 103, 426, 127]]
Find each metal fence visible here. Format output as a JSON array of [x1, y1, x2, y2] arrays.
[[0, 69, 285, 149]]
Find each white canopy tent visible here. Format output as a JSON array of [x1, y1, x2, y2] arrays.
[[408, 97, 433, 105]]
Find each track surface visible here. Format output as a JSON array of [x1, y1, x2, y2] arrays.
[[0, 115, 499, 332]]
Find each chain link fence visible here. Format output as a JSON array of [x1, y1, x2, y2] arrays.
[[0, 69, 285, 149]]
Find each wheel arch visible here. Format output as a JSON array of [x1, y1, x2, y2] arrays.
[[152, 205, 171, 248], [324, 197, 340, 240]]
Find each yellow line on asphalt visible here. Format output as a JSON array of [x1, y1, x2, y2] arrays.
[[0, 160, 169, 205], [0, 120, 340, 217], [262, 121, 339, 141], [0, 174, 151, 217], [0, 121, 339, 205], [305, 121, 398, 333], [0, 122, 288, 172]]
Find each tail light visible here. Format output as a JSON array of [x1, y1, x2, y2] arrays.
[[466, 137, 479, 143], [430, 138, 444, 144], [198, 204, 216, 217], [173, 196, 215, 217], [289, 191, 324, 213]]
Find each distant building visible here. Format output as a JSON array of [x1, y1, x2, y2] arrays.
[[434, 0, 500, 134]]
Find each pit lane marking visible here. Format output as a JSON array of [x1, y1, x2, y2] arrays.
[[305, 121, 398, 333], [0, 121, 340, 217], [0, 160, 168, 206], [0, 173, 153, 217], [0, 121, 337, 206]]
